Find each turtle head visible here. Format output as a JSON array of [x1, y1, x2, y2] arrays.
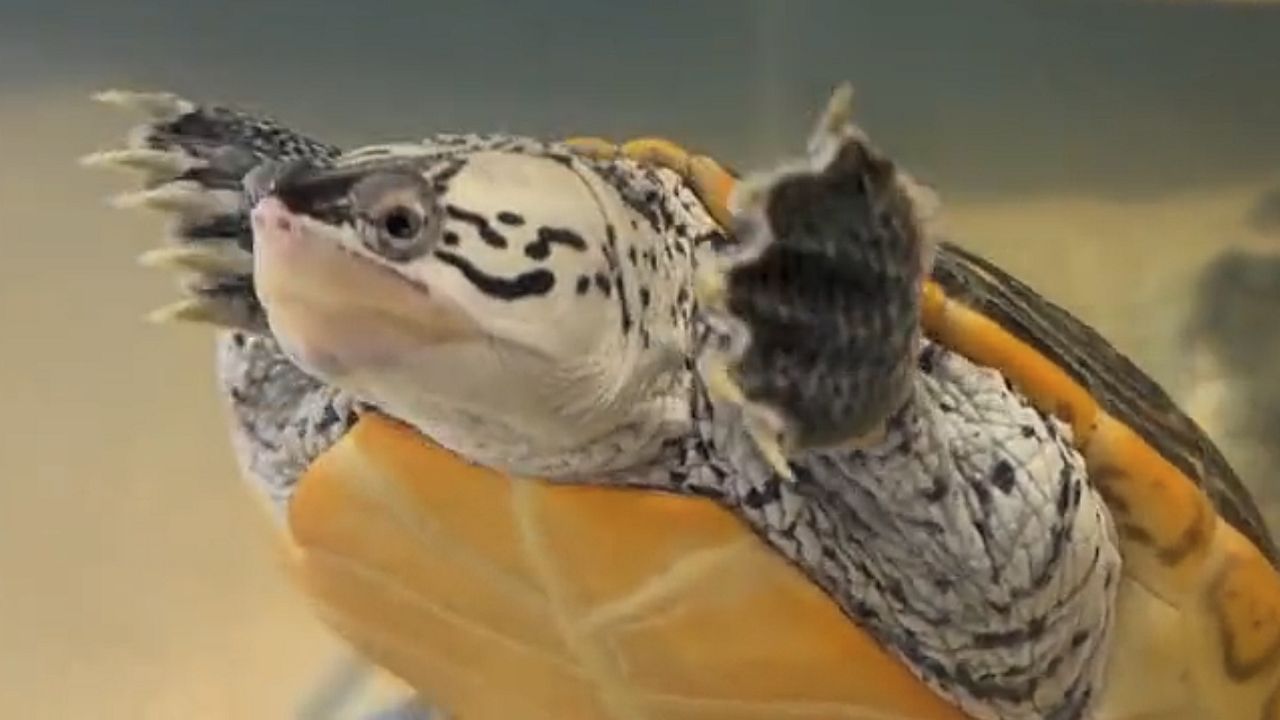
[[249, 144, 700, 474]]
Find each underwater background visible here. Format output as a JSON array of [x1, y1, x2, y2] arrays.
[[1, 1, 1277, 717]]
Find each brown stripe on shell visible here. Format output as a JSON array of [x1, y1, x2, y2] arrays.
[[1209, 547, 1280, 682], [1090, 451, 1215, 569], [1157, 493, 1213, 567]]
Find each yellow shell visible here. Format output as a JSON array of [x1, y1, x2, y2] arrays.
[[287, 413, 966, 719]]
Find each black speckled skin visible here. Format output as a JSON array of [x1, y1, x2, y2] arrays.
[[726, 139, 924, 448]]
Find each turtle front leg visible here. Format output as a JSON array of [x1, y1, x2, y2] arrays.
[[697, 85, 940, 464]]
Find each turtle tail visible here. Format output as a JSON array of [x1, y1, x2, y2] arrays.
[[82, 90, 342, 332], [696, 84, 939, 465]]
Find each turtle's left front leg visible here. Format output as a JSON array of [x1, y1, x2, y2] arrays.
[[565, 87, 933, 465], [697, 85, 938, 466]]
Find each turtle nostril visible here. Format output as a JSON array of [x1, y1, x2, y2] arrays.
[[250, 197, 298, 235]]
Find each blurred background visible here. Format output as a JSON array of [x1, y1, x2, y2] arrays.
[[1, 0, 1277, 717]]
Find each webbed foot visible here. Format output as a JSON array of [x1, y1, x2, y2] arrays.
[[82, 90, 340, 332], [697, 84, 940, 459]]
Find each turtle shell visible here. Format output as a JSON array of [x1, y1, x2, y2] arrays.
[[288, 412, 965, 719], [284, 139, 1280, 719]]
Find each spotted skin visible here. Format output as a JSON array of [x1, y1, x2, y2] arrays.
[[86, 89, 1280, 720]]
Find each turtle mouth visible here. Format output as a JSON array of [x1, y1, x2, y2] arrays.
[[251, 196, 481, 380]]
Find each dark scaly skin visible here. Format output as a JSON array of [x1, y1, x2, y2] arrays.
[[724, 134, 923, 448]]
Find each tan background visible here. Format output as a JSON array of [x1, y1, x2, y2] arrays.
[[2, 1, 1278, 718]]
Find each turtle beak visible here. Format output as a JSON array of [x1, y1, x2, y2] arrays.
[[249, 191, 480, 384]]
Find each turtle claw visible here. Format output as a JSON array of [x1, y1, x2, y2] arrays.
[[91, 89, 195, 120], [109, 182, 239, 219], [808, 82, 857, 155], [748, 420, 796, 482], [803, 82, 942, 246], [80, 148, 205, 183], [154, 294, 263, 332], [138, 245, 254, 276], [145, 296, 256, 330], [699, 353, 796, 482]]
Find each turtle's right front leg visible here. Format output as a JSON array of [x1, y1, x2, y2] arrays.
[[697, 85, 938, 463]]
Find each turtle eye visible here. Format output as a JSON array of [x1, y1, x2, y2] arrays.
[[379, 204, 423, 243], [351, 170, 439, 262]]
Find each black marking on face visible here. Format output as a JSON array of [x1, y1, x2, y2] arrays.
[[442, 231, 460, 247], [524, 227, 589, 261], [433, 249, 555, 299], [575, 275, 591, 295], [445, 205, 509, 249], [639, 286, 651, 308], [594, 273, 612, 297], [496, 211, 525, 226]]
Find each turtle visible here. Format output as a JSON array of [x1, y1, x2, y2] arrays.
[[81, 84, 1280, 720]]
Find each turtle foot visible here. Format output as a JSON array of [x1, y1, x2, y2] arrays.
[[696, 84, 938, 456], [82, 89, 340, 332]]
